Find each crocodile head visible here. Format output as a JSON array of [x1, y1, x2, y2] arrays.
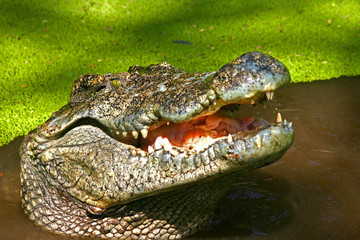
[[20, 51, 294, 239]]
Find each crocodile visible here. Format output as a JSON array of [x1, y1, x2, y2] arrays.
[[20, 51, 294, 239]]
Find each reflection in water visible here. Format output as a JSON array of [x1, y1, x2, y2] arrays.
[[196, 172, 294, 239], [1, 77, 359, 240]]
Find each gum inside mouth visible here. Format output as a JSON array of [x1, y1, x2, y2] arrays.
[[140, 114, 268, 151], [109, 101, 279, 153]]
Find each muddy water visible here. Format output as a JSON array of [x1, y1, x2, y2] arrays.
[[0, 77, 359, 240]]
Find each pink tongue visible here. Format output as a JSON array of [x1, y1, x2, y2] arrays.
[[140, 115, 254, 149]]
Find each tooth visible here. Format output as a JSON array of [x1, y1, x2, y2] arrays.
[[276, 112, 282, 123], [288, 122, 293, 128], [131, 149, 137, 156], [284, 119, 287, 125], [148, 146, 154, 153], [227, 134, 233, 143], [162, 138, 172, 151], [154, 136, 163, 150], [116, 131, 120, 135], [170, 150, 179, 156], [122, 132, 128, 137], [202, 138, 210, 149], [255, 135, 262, 148], [200, 142, 208, 151], [132, 131, 139, 139], [140, 129, 148, 139], [266, 92, 271, 100], [266, 91, 274, 100], [89, 206, 104, 214], [166, 121, 170, 125]]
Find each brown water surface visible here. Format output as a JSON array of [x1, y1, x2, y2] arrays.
[[1, 77, 359, 240]]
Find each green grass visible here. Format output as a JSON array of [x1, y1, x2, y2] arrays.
[[0, 0, 359, 145]]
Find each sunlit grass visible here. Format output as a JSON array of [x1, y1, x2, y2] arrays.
[[0, 0, 359, 145]]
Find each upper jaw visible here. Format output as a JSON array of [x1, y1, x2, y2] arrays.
[[36, 87, 285, 154], [37, 84, 287, 150], [39, 52, 290, 141]]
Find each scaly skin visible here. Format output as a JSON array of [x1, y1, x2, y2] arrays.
[[20, 52, 294, 239]]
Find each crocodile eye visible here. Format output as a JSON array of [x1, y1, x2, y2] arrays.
[[112, 79, 121, 90]]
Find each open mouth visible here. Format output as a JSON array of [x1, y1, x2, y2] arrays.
[[107, 91, 283, 153], [36, 88, 292, 209]]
